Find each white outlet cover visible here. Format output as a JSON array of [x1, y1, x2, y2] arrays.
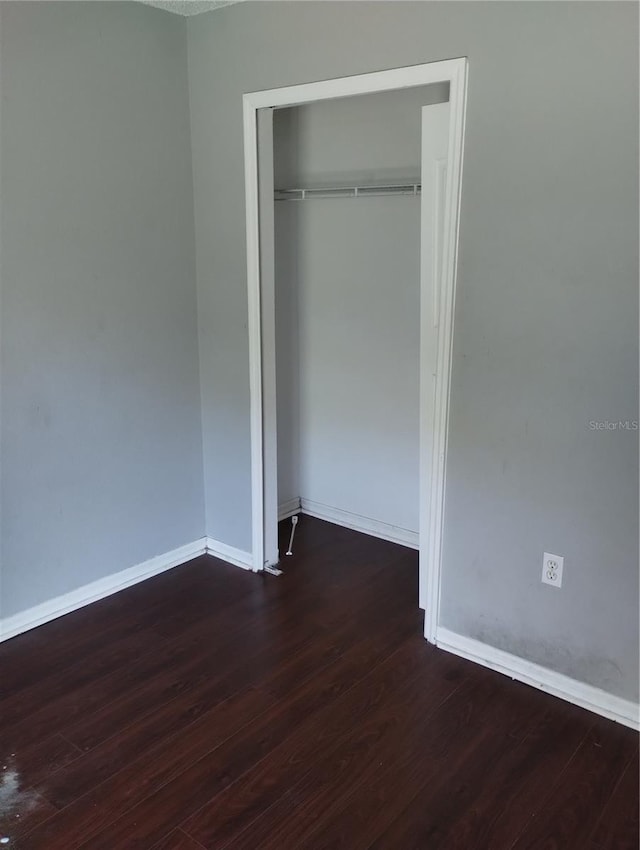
[[542, 552, 564, 588]]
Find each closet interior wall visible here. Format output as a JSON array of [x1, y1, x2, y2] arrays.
[[273, 84, 449, 543]]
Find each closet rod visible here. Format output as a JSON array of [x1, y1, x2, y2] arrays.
[[274, 183, 421, 201]]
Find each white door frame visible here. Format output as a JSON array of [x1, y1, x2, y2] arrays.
[[243, 57, 468, 643]]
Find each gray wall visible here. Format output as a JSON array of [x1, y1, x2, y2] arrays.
[[187, 1, 639, 701], [0, 2, 204, 618], [274, 87, 447, 531]]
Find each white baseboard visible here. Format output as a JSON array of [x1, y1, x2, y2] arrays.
[[437, 627, 640, 731], [0, 538, 208, 644], [205, 537, 253, 571], [299, 498, 419, 550], [278, 498, 301, 522]]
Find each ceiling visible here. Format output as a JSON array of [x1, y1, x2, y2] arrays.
[[140, 0, 243, 16]]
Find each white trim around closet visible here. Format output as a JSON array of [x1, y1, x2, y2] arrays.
[[243, 58, 469, 647]]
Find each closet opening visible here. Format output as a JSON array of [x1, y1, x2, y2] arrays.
[[244, 59, 468, 643]]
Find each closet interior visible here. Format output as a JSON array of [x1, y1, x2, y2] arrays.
[[272, 83, 450, 558]]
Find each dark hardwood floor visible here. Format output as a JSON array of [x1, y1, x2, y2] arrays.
[[0, 516, 637, 849]]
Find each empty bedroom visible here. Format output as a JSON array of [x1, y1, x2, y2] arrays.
[[0, 1, 638, 847]]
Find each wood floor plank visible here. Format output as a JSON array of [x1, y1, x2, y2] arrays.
[[36, 552, 414, 811], [70, 621, 422, 849], [511, 717, 637, 850], [23, 582, 415, 848], [2, 571, 277, 755], [367, 692, 592, 850], [0, 573, 253, 749], [183, 635, 463, 849], [4, 634, 206, 753], [0, 626, 167, 730], [588, 753, 639, 850], [0, 734, 83, 793], [0, 784, 57, 845], [152, 828, 208, 850], [59, 614, 274, 752], [24, 685, 277, 849], [236, 667, 527, 850], [377, 698, 594, 850], [38, 603, 357, 810], [0, 518, 634, 850], [0, 556, 224, 695], [38, 624, 313, 809]]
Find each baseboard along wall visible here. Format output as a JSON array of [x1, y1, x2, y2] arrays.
[[278, 498, 302, 521], [0, 538, 208, 643], [278, 499, 638, 729], [437, 627, 640, 731], [205, 537, 253, 571], [278, 497, 419, 550], [0, 535, 255, 643], [1, 519, 635, 733]]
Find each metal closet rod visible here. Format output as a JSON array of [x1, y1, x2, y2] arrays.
[[274, 183, 421, 201]]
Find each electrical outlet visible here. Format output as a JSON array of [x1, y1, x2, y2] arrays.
[[542, 552, 563, 588]]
